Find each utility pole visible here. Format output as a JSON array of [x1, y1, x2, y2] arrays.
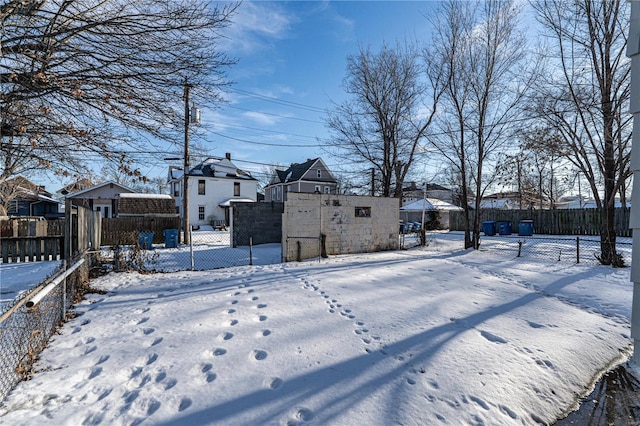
[[183, 78, 191, 245], [628, 0, 640, 365]]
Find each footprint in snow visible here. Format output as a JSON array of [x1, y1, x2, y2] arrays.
[[95, 354, 110, 365], [267, 377, 283, 389], [219, 332, 234, 341], [252, 350, 268, 361], [178, 397, 192, 412], [213, 348, 227, 356], [480, 330, 507, 344], [256, 315, 267, 322]]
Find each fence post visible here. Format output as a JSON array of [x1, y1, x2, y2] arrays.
[[517, 241, 522, 257], [189, 225, 194, 271], [576, 237, 580, 264], [249, 237, 253, 266]]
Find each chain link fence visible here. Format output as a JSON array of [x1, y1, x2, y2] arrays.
[[0, 254, 93, 403], [104, 226, 282, 272], [420, 232, 632, 266]]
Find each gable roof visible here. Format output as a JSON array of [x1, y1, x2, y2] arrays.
[[401, 198, 463, 212], [57, 178, 94, 196], [169, 157, 257, 181], [66, 180, 135, 198], [2, 176, 51, 197], [272, 158, 336, 185]]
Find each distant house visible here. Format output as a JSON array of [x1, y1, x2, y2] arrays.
[[400, 198, 463, 229], [402, 182, 456, 206], [65, 181, 135, 218], [55, 178, 94, 200], [168, 153, 258, 227], [0, 176, 61, 218], [264, 158, 337, 202]]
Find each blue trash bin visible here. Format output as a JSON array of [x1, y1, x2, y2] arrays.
[[138, 231, 154, 250], [497, 221, 512, 235], [164, 229, 178, 248], [518, 220, 534, 236], [482, 221, 496, 236]]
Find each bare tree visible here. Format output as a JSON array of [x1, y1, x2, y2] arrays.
[[426, 0, 537, 249], [531, 0, 631, 266], [326, 42, 443, 202], [1, 0, 238, 186]]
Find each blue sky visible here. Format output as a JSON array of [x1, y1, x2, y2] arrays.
[[153, 1, 440, 186]]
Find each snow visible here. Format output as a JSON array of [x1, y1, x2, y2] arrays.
[[0, 261, 63, 310], [118, 193, 173, 199], [0, 232, 633, 425]]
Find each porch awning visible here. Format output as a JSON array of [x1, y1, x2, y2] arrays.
[[218, 198, 255, 207]]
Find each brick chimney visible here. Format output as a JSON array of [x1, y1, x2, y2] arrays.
[[225, 152, 231, 160]]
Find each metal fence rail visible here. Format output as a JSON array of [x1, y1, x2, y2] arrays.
[[0, 256, 90, 403]]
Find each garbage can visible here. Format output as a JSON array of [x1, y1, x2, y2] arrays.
[[482, 221, 496, 236], [518, 220, 534, 236], [164, 229, 178, 248], [497, 221, 512, 235], [138, 231, 154, 250]]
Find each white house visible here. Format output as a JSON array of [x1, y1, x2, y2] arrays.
[[168, 153, 258, 227]]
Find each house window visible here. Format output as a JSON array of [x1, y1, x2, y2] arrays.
[[355, 207, 371, 217], [317, 169, 322, 178], [173, 182, 180, 197], [271, 187, 277, 200], [198, 205, 205, 221], [324, 186, 330, 194], [198, 180, 205, 195], [314, 185, 321, 193], [286, 185, 290, 192], [277, 186, 282, 200], [234, 182, 241, 196]]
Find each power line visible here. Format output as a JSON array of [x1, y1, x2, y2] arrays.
[[227, 88, 326, 114], [224, 105, 325, 124]]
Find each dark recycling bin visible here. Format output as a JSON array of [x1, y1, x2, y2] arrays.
[[164, 229, 178, 248], [518, 220, 534, 236], [482, 221, 496, 236], [138, 231, 154, 250], [497, 221, 512, 235]]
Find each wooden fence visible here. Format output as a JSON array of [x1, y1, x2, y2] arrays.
[[101, 216, 181, 245], [449, 208, 631, 237], [1, 236, 64, 263]]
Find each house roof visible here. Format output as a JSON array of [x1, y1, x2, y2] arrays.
[[66, 180, 135, 198], [272, 158, 336, 185], [117, 194, 177, 216], [169, 157, 257, 181], [2, 176, 52, 198], [57, 178, 94, 196], [401, 198, 462, 211]]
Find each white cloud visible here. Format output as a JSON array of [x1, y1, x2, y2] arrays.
[[219, 1, 295, 54], [242, 111, 281, 126]]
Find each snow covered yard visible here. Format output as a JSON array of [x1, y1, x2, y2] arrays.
[[0, 234, 633, 425], [0, 261, 63, 310]]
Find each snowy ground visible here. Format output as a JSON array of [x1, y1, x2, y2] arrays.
[[0, 261, 62, 310], [0, 233, 633, 425]]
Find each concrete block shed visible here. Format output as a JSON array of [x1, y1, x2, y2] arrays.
[[282, 193, 399, 261]]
